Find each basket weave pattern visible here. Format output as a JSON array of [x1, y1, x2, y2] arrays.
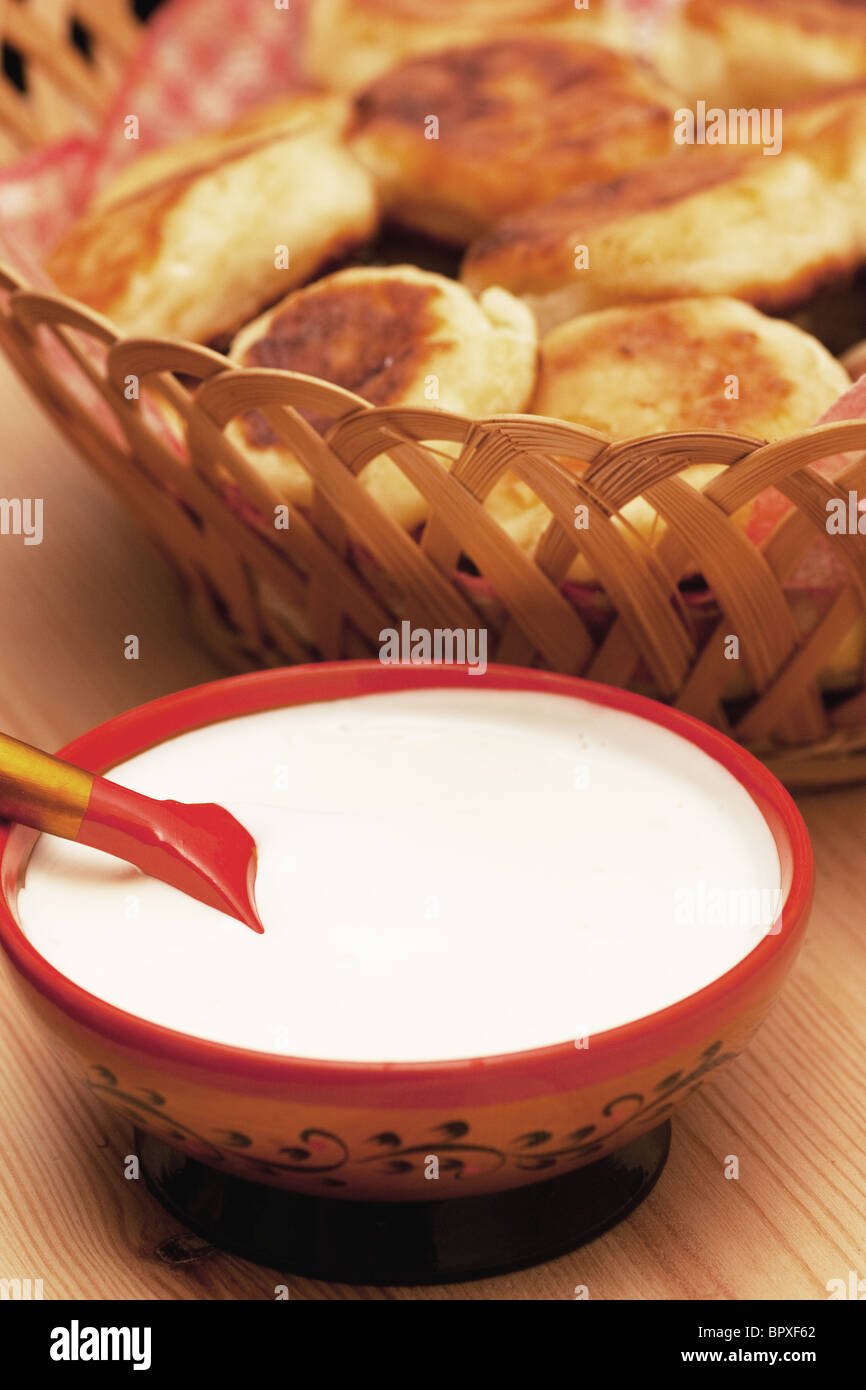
[[3, 267, 866, 786], [2, 3, 866, 786], [0, 0, 138, 156]]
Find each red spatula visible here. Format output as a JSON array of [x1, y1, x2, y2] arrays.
[[0, 732, 263, 932]]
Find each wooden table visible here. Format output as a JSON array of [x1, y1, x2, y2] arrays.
[[0, 357, 863, 1301]]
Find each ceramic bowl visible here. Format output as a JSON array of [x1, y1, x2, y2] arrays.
[[0, 663, 813, 1201]]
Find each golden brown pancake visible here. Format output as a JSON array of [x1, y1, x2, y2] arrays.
[[227, 265, 538, 528], [349, 38, 681, 243], [45, 98, 379, 343], [768, 85, 866, 346], [657, 0, 866, 106], [303, 0, 631, 91], [783, 83, 866, 202], [461, 149, 860, 331], [534, 297, 852, 441], [90, 92, 352, 212], [484, 296, 851, 589]]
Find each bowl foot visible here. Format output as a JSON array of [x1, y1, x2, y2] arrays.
[[136, 1121, 671, 1286]]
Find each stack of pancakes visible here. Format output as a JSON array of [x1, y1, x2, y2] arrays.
[[42, 4, 866, 696]]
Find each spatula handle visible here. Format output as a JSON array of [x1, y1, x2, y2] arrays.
[[0, 732, 93, 839], [0, 731, 262, 931]]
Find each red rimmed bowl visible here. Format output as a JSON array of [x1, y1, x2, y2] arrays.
[[0, 663, 813, 1203]]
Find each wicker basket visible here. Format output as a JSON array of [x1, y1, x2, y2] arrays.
[[0, 0, 140, 158], [2, 1, 866, 789]]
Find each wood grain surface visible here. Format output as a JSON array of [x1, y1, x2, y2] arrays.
[[0, 357, 863, 1301]]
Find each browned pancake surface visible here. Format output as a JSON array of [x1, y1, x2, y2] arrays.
[[238, 277, 444, 445], [46, 182, 181, 317], [548, 303, 795, 433], [46, 124, 310, 317], [353, 38, 671, 151], [350, 37, 678, 237], [463, 152, 750, 285]]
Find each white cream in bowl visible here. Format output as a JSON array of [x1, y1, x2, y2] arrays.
[[16, 688, 782, 1062]]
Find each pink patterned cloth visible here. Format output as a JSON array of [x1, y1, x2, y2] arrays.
[[0, 0, 309, 275]]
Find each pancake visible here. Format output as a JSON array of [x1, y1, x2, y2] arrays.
[[90, 92, 352, 213], [45, 102, 379, 343], [226, 265, 538, 527], [461, 149, 860, 332], [349, 38, 680, 243], [486, 297, 859, 692], [783, 84, 866, 212], [303, 0, 631, 92], [533, 298, 852, 442], [657, 0, 866, 106], [484, 296, 852, 576]]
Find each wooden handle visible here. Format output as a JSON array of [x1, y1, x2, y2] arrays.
[[0, 732, 93, 838]]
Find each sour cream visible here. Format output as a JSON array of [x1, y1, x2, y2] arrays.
[[16, 688, 782, 1061]]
